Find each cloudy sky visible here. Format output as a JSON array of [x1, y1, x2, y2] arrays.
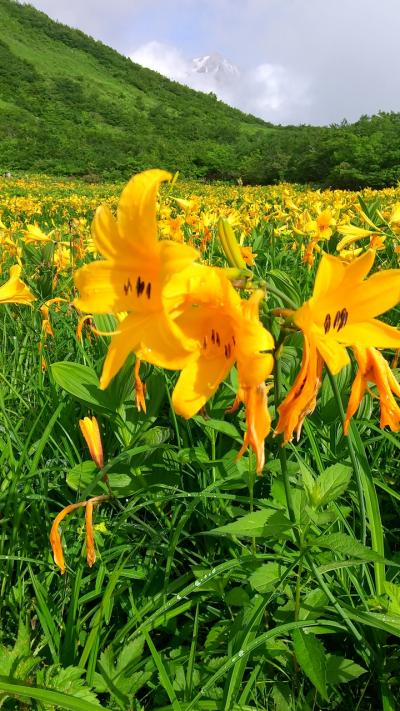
[[21, 0, 400, 126]]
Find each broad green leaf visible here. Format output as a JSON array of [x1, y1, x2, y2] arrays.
[[310, 532, 383, 561], [311, 464, 352, 507], [51, 362, 114, 413], [66, 461, 131, 493], [139, 426, 170, 447], [224, 587, 250, 607], [325, 655, 367, 685], [292, 629, 328, 700], [193, 416, 242, 442], [299, 589, 329, 621], [249, 563, 285, 593], [213, 509, 292, 539]]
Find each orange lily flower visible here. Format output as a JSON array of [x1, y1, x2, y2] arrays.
[[344, 346, 400, 433], [79, 416, 104, 469]]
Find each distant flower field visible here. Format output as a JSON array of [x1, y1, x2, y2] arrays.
[[1, 171, 400, 710]]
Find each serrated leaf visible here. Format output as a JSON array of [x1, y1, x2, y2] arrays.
[[292, 630, 328, 700], [325, 655, 366, 685], [311, 532, 383, 561], [312, 464, 352, 507], [213, 509, 292, 539], [116, 637, 144, 674], [299, 589, 328, 621], [384, 581, 400, 616], [0, 621, 37, 678], [38, 665, 100, 708], [249, 563, 285, 593], [138, 426, 170, 447], [298, 462, 315, 501]]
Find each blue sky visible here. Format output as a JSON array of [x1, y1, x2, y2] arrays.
[[21, 0, 400, 126]]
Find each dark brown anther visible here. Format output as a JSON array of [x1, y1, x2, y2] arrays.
[[146, 283, 152, 299], [324, 313, 331, 334], [123, 278, 132, 296], [216, 332, 221, 347], [136, 276, 145, 297], [338, 308, 348, 331], [333, 310, 341, 329], [211, 329, 216, 344], [203, 336, 207, 349]]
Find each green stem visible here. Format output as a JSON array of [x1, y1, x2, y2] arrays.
[[265, 282, 298, 310], [327, 370, 385, 596], [273, 356, 298, 539], [274, 353, 365, 645], [327, 370, 367, 545]]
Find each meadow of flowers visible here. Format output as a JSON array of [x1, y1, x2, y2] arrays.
[[1, 171, 400, 710]]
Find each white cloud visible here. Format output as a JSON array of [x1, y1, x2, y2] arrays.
[[129, 41, 311, 123], [130, 41, 189, 83]]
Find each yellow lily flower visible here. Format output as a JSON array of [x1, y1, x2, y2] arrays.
[[276, 333, 324, 443], [0, 264, 35, 305], [23, 224, 54, 243], [236, 383, 271, 473], [74, 170, 200, 388], [164, 266, 274, 471], [344, 346, 400, 433], [294, 249, 400, 375], [165, 267, 273, 417], [336, 224, 380, 252], [276, 250, 400, 442]]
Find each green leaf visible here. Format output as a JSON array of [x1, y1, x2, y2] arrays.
[[66, 461, 131, 494], [213, 509, 292, 539], [384, 581, 400, 616], [193, 416, 242, 442], [310, 532, 384, 561], [0, 622, 37, 678], [0, 677, 105, 711], [36, 665, 100, 707], [249, 563, 285, 594], [51, 362, 114, 413], [139, 426, 170, 447], [325, 655, 367, 685], [224, 587, 250, 607], [311, 464, 352, 507], [292, 629, 328, 700]]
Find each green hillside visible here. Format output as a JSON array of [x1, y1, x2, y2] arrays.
[[0, 0, 275, 180], [1, 0, 400, 187]]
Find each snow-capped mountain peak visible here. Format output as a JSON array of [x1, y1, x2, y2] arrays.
[[191, 52, 240, 83]]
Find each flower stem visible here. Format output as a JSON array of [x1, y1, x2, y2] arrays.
[[327, 370, 367, 546], [327, 369, 385, 596]]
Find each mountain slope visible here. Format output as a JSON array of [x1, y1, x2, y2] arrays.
[[0, 0, 274, 179], [2, 0, 400, 187]]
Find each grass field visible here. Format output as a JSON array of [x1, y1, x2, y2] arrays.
[[1, 172, 400, 710]]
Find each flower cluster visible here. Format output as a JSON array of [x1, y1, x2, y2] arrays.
[[74, 170, 274, 473]]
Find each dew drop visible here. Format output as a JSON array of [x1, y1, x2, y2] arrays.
[[238, 649, 245, 658], [176, 594, 181, 601]]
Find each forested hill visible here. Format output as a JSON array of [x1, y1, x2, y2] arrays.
[[1, 0, 400, 187]]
